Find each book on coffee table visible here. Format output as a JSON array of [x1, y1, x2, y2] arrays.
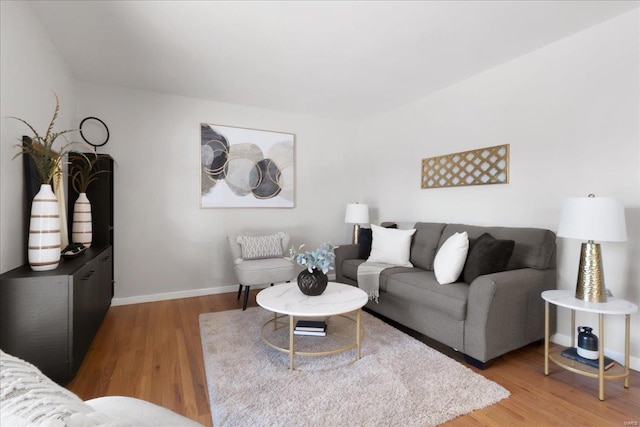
[[295, 320, 327, 332], [560, 347, 616, 370], [293, 328, 327, 337]]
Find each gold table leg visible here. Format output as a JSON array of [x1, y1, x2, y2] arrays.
[[598, 313, 605, 401], [570, 309, 575, 346], [289, 315, 294, 370], [544, 301, 549, 375], [625, 314, 630, 389], [356, 308, 362, 360]]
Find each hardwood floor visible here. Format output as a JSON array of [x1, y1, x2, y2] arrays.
[[68, 289, 640, 426]]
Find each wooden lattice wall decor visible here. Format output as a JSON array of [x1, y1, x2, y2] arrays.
[[421, 144, 509, 189]]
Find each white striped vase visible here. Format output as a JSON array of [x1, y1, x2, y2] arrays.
[[28, 184, 61, 271], [72, 192, 92, 248]]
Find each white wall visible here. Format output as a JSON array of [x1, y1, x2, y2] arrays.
[[2, 0, 637, 369], [0, 1, 77, 273], [76, 84, 358, 303], [357, 10, 640, 368]]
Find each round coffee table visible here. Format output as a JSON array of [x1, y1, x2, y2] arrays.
[[256, 281, 368, 370]]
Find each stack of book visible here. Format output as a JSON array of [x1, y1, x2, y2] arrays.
[[294, 320, 327, 336], [561, 347, 616, 370]]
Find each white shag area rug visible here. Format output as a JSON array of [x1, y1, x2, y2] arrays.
[[199, 307, 509, 427]]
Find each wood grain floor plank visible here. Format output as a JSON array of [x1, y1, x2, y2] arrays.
[[67, 290, 639, 426]]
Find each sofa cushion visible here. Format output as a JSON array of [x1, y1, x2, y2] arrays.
[[358, 229, 373, 259], [234, 257, 295, 285], [439, 224, 556, 270], [463, 233, 514, 284], [379, 266, 418, 292], [367, 225, 416, 267], [434, 232, 469, 284], [410, 222, 447, 270], [384, 271, 469, 320], [358, 223, 397, 259]]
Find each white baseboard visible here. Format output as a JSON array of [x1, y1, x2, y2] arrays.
[[112, 276, 338, 307], [111, 273, 336, 306], [111, 283, 275, 307], [550, 333, 639, 372]]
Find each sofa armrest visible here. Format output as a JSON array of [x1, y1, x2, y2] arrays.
[[334, 244, 360, 283], [464, 268, 556, 362]]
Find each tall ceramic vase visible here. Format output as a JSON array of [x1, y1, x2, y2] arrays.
[[28, 184, 61, 271], [72, 192, 92, 248]]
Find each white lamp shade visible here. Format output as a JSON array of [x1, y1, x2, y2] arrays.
[[557, 196, 627, 242], [344, 203, 369, 224]]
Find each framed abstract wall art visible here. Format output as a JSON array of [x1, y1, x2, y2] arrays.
[[200, 123, 295, 208]]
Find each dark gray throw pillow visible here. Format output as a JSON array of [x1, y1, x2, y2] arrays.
[[463, 232, 515, 284], [358, 223, 397, 259]]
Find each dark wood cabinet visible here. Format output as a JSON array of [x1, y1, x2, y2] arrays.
[[0, 246, 113, 385], [1, 152, 114, 385]]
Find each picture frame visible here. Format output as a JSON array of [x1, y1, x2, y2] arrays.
[[200, 123, 295, 208]]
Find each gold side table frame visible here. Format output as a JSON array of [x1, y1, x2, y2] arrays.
[[542, 290, 637, 401], [260, 310, 364, 370]]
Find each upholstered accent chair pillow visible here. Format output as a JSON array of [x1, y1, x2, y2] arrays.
[[358, 223, 397, 259], [237, 233, 284, 260], [434, 232, 469, 284], [463, 232, 515, 284], [367, 224, 416, 267]]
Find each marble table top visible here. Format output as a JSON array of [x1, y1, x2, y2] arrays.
[[542, 290, 638, 315], [256, 281, 368, 316]]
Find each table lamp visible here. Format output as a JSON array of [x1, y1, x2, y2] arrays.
[[344, 203, 369, 244], [557, 194, 627, 302]]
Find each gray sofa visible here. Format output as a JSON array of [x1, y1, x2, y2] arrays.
[[335, 222, 557, 368]]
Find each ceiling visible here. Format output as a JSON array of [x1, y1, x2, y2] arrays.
[[29, 1, 639, 121]]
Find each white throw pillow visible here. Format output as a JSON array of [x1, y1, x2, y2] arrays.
[[237, 233, 284, 260], [367, 224, 416, 267], [434, 232, 469, 284]]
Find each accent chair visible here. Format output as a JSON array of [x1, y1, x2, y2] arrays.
[[228, 232, 296, 310]]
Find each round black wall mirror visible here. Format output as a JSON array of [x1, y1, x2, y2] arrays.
[[79, 117, 109, 147]]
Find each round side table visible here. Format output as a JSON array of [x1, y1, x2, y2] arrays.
[[542, 289, 638, 400]]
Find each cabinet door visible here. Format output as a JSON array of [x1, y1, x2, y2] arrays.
[[0, 275, 70, 384], [70, 247, 113, 377], [71, 260, 101, 376], [96, 247, 113, 321]]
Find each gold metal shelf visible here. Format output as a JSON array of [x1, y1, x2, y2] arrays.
[[548, 346, 628, 380], [260, 312, 364, 369]]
